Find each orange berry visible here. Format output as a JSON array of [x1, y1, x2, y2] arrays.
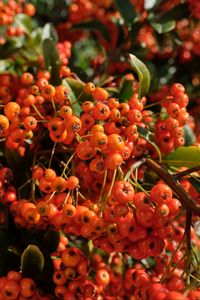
[[19, 278, 36, 298], [4, 102, 20, 120], [21, 72, 34, 85], [92, 87, 108, 102], [61, 248, 80, 267]]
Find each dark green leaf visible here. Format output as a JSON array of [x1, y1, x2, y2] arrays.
[[137, 126, 161, 162], [21, 244, 44, 278], [62, 79, 82, 115], [189, 177, 200, 194], [164, 146, 200, 167], [42, 39, 61, 85], [184, 125, 196, 146], [145, 61, 158, 91], [150, 20, 176, 34], [131, 23, 141, 42], [41, 23, 60, 84], [119, 76, 134, 101], [0, 37, 25, 59], [114, 0, 137, 26], [161, 3, 189, 22], [129, 54, 150, 99], [72, 20, 110, 42], [42, 23, 58, 43], [42, 229, 60, 253], [112, 17, 129, 47], [64, 78, 85, 97]]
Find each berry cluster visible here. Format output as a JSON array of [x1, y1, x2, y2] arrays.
[[0, 1, 35, 44], [0, 272, 40, 300]]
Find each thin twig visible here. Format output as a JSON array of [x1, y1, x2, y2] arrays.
[[144, 158, 200, 216], [124, 159, 145, 181], [173, 165, 200, 181], [48, 142, 57, 168]]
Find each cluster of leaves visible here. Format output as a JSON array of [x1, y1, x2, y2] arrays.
[[63, 0, 200, 107]]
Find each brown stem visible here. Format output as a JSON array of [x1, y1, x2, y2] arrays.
[[144, 158, 200, 216], [173, 165, 200, 181]]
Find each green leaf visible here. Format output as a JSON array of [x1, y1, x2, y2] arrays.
[[129, 54, 150, 99], [14, 14, 35, 35], [0, 59, 15, 74], [161, 3, 189, 22], [151, 20, 176, 34], [114, 0, 137, 25], [64, 78, 85, 97], [72, 20, 110, 42], [42, 23, 58, 43], [119, 76, 134, 101], [42, 39, 61, 85], [164, 146, 200, 168], [189, 177, 200, 194], [105, 87, 119, 94], [41, 23, 60, 85], [62, 79, 82, 116], [0, 37, 25, 59], [144, 0, 163, 10], [183, 125, 196, 146], [21, 244, 44, 278], [137, 126, 161, 162]]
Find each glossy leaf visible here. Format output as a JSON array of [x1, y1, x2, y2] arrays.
[[119, 76, 134, 101], [42, 23, 60, 84], [184, 125, 196, 146], [150, 20, 176, 34], [144, 0, 163, 10], [62, 79, 82, 116], [129, 54, 150, 99], [42, 38, 61, 85], [137, 126, 161, 162], [64, 78, 85, 97], [14, 14, 35, 35], [164, 146, 200, 167], [21, 244, 44, 278], [72, 20, 110, 42], [114, 0, 137, 25], [42, 23, 58, 43]]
